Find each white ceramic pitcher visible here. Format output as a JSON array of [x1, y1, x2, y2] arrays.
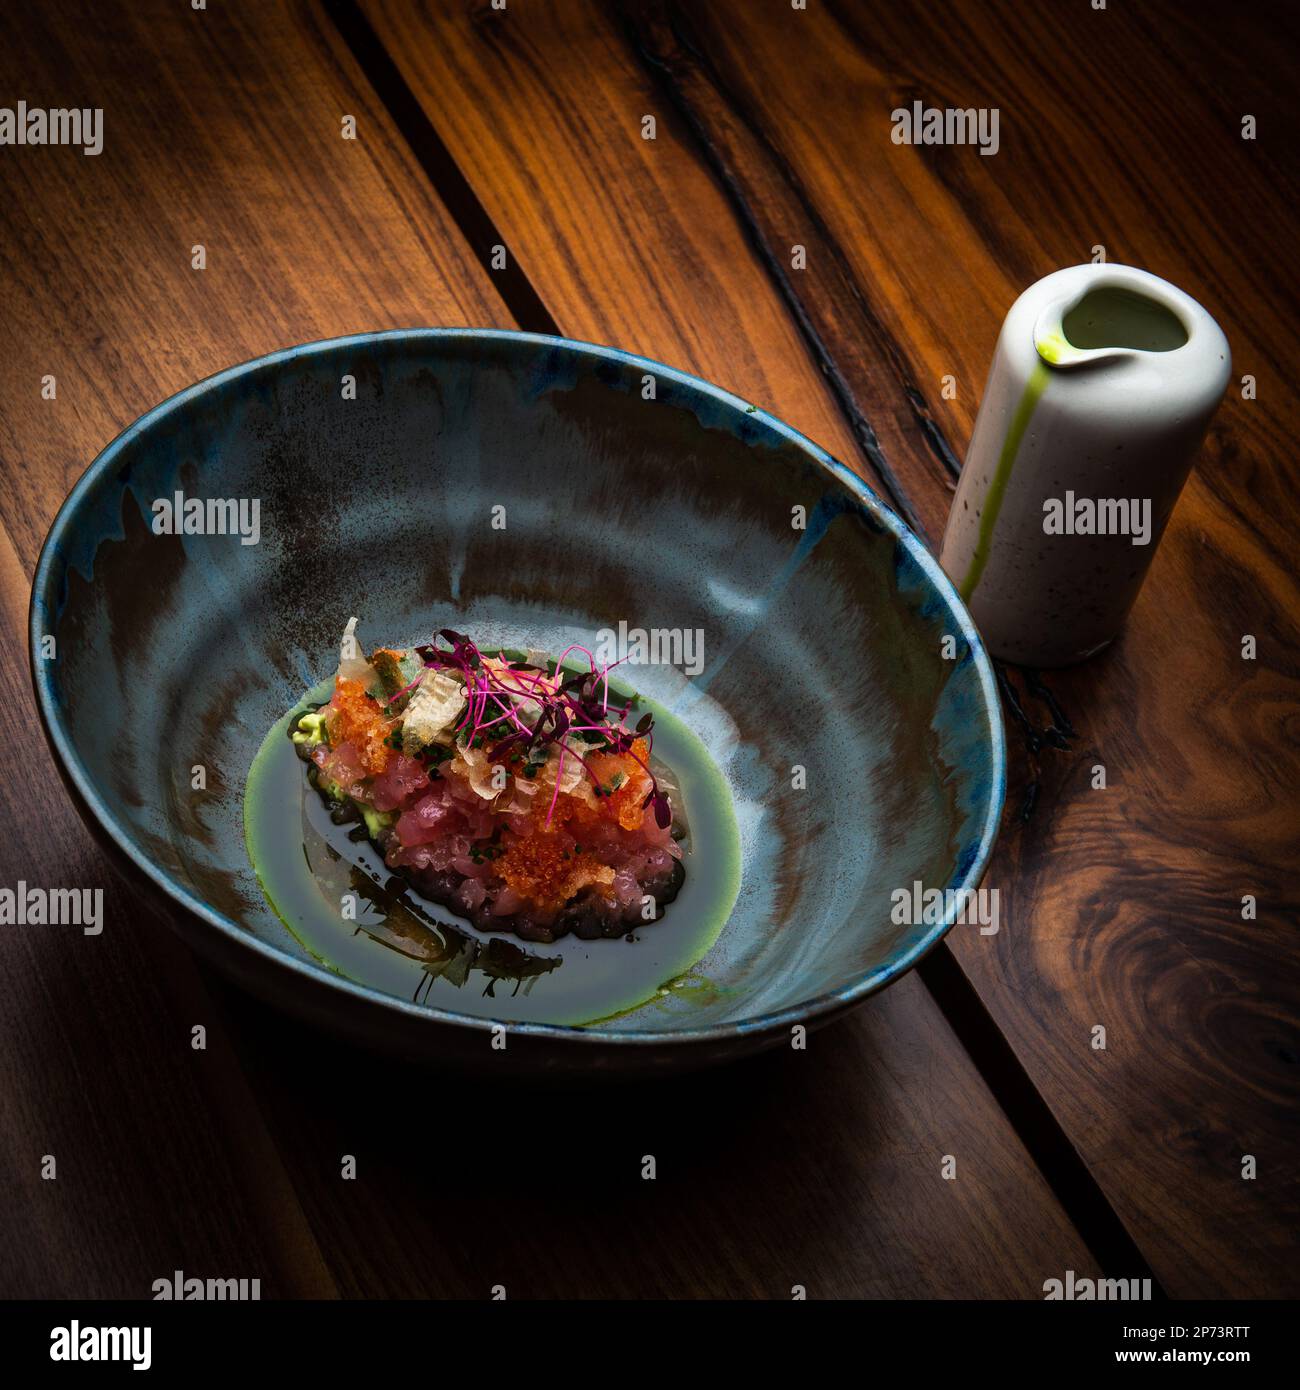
[[939, 264, 1231, 666]]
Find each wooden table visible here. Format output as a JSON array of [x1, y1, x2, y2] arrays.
[[1, 0, 1295, 1300]]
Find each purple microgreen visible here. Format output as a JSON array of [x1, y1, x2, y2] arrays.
[[408, 628, 667, 827]]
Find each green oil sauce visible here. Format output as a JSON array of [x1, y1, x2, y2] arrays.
[[244, 678, 741, 1026]]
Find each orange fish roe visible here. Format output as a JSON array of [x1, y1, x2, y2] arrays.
[[575, 739, 654, 832], [328, 677, 395, 775], [495, 740, 652, 910], [497, 827, 615, 914]]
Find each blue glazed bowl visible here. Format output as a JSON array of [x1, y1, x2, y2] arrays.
[[30, 330, 1004, 1076]]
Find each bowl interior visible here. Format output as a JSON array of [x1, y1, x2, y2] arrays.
[[33, 331, 1003, 1038]]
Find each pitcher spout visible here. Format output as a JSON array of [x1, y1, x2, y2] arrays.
[[1033, 272, 1192, 369]]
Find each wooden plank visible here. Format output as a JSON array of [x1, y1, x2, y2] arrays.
[[350, 0, 1105, 1295], [0, 527, 336, 1299], [0, 0, 1097, 1301], [217, 966, 1092, 1299], [0, 0, 507, 1297], [344, 0, 940, 531], [596, 0, 1300, 1297]]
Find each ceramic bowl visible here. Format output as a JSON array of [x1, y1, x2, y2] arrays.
[[30, 330, 1004, 1076]]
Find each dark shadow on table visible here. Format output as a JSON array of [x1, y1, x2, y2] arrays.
[[209, 974, 907, 1298]]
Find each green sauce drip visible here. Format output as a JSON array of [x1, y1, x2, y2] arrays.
[[959, 358, 1050, 602]]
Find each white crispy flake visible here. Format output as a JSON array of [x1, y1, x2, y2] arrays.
[[481, 655, 553, 726], [402, 668, 466, 755], [338, 616, 379, 686], [455, 743, 500, 800], [551, 738, 590, 795]]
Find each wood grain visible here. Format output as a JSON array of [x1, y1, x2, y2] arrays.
[[346, 0, 918, 525], [0, 0, 1096, 1297], [357, 0, 1300, 1296], [0, 0, 505, 1297], [636, 0, 1300, 1297], [419, 0, 1300, 1289], [215, 971, 1092, 1299]]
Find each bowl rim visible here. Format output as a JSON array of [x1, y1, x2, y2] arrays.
[[29, 327, 1006, 1047]]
